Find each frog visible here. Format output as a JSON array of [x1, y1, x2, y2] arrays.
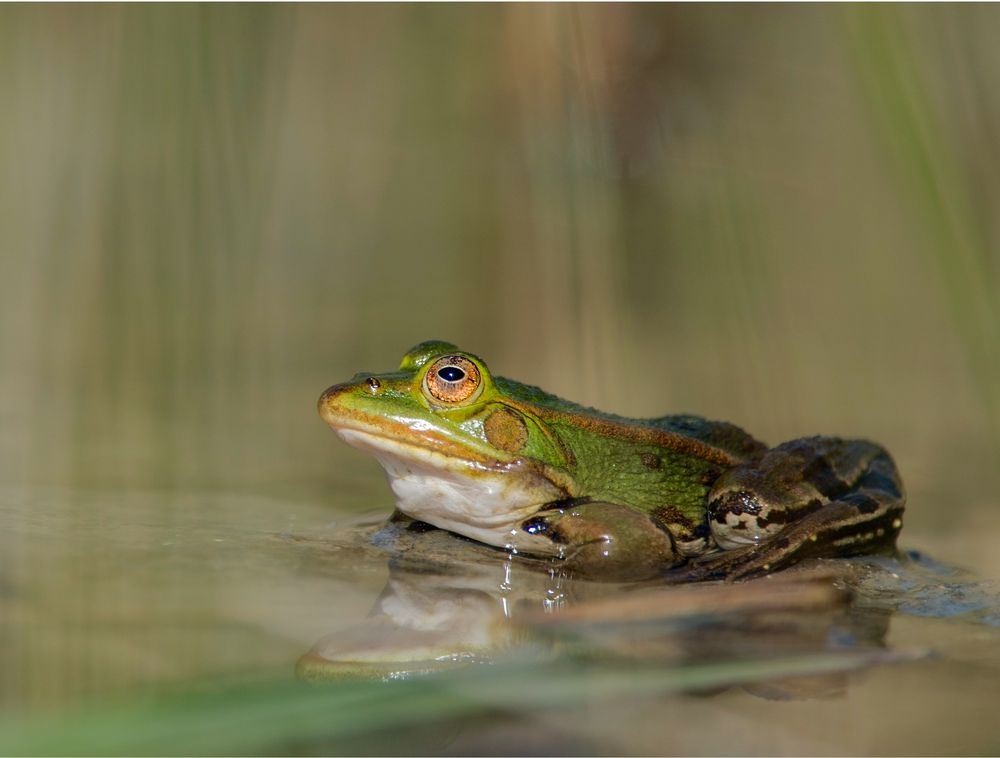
[[318, 341, 905, 581]]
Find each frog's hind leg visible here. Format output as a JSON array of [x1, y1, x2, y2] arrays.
[[684, 437, 905, 581]]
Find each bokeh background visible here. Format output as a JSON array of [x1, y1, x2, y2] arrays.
[[3, 4, 1000, 752]]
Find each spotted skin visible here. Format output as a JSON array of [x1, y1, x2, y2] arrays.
[[681, 437, 904, 580], [519, 436, 904, 581]]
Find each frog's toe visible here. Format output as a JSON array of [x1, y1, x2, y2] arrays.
[[672, 545, 764, 582]]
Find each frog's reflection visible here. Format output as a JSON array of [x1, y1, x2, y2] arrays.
[[297, 516, 892, 698], [296, 517, 598, 680]]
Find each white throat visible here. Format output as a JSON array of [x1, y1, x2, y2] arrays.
[[337, 428, 563, 553]]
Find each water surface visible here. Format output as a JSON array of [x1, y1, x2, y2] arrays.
[[5, 481, 1000, 755]]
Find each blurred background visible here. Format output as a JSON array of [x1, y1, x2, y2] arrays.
[[2, 3, 1000, 751]]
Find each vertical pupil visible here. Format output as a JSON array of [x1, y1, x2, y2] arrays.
[[438, 366, 465, 383]]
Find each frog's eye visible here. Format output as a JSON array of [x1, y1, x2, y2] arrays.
[[423, 356, 482, 405]]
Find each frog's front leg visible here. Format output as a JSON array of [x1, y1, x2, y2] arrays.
[[520, 501, 681, 580], [685, 437, 905, 581]]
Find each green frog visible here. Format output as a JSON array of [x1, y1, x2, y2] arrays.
[[319, 341, 905, 580]]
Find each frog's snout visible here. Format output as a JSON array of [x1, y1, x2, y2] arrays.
[[319, 374, 384, 425], [317, 382, 350, 424]]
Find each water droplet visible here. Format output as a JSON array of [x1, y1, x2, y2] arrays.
[[499, 554, 514, 592], [503, 528, 519, 555]]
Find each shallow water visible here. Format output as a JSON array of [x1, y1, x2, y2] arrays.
[[4, 483, 1000, 755]]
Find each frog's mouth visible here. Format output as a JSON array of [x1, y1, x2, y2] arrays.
[[331, 424, 569, 553]]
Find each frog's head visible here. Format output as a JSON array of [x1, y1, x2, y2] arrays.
[[318, 341, 577, 548]]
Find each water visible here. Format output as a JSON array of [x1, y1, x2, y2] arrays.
[[1, 487, 384, 708], [5, 481, 1000, 754]]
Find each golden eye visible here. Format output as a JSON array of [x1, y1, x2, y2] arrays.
[[423, 356, 482, 404]]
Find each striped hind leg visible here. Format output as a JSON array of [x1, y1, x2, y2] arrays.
[[683, 437, 904, 581]]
